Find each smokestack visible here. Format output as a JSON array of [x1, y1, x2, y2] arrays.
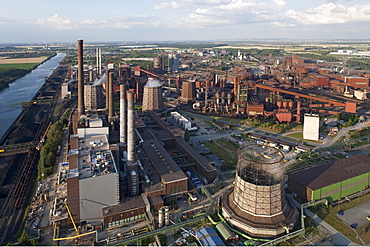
[[77, 39, 85, 116], [127, 92, 135, 162], [96, 48, 99, 75], [89, 69, 93, 82], [105, 69, 110, 112], [108, 72, 114, 123], [296, 100, 301, 122], [99, 49, 102, 75], [120, 84, 126, 143]]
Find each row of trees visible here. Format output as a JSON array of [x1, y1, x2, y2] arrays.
[[37, 111, 69, 181], [248, 118, 295, 132], [345, 59, 370, 70], [336, 112, 360, 128], [0, 68, 30, 90]]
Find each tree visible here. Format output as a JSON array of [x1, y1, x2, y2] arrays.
[[30, 238, 39, 246], [18, 230, 30, 245]]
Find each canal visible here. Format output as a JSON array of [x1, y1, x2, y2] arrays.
[[0, 53, 66, 137]]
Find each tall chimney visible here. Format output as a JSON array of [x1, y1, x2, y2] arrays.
[[108, 72, 114, 123], [89, 69, 93, 82], [96, 48, 99, 75], [120, 84, 126, 143], [99, 48, 102, 75], [77, 39, 85, 116], [105, 69, 110, 112], [127, 92, 135, 162]]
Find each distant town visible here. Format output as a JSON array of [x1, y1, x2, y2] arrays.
[[1, 40, 370, 246]]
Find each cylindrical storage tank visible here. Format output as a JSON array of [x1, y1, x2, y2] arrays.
[[233, 144, 285, 216], [215, 222, 234, 242], [215, 92, 220, 105], [276, 101, 283, 108], [227, 93, 233, 105], [164, 207, 170, 226], [221, 91, 226, 104], [282, 101, 288, 108], [288, 101, 294, 109], [130, 170, 138, 196], [154, 56, 163, 69], [158, 208, 164, 228]]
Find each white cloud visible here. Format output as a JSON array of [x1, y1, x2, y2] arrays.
[[270, 21, 296, 27], [80, 16, 160, 29], [167, 0, 287, 28], [285, 3, 370, 25], [36, 14, 74, 30], [154, 1, 180, 9]]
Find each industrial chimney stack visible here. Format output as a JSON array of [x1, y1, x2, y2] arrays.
[[108, 72, 114, 123], [105, 69, 110, 113], [77, 39, 85, 117], [96, 48, 102, 76], [120, 84, 126, 143], [127, 91, 135, 162]]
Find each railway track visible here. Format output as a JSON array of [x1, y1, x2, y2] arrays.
[[0, 66, 68, 244]]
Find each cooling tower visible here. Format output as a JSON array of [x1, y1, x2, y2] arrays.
[[142, 78, 164, 112], [221, 144, 298, 238]]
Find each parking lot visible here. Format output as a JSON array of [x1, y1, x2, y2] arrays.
[[336, 200, 370, 228]]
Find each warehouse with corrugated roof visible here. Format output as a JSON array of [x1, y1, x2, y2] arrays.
[[288, 154, 370, 203]]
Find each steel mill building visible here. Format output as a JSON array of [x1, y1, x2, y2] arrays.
[[288, 154, 370, 203]]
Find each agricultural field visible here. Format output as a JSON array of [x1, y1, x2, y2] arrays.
[[0, 56, 47, 64], [0, 63, 39, 70]]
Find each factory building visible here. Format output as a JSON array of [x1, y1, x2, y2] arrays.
[[289, 154, 370, 203], [142, 78, 164, 112], [102, 195, 147, 228], [145, 111, 216, 183], [180, 80, 196, 103], [84, 74, 105, 110], [196, 227, 225, 246], [168, 53, 180, 72], [221, 144, 298, 238], [66, 120, 119, 225], [141, 139, 188, 198]]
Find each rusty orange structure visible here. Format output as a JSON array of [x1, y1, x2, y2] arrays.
[[247, 82, 356, 113]]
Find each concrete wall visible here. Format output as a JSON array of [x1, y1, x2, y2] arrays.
[[303, 114, 319, 141], [79, 173, 119, 224]]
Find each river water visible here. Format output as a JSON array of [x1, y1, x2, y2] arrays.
[[0, 53, 66, 137]]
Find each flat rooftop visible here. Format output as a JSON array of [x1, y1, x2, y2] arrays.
[[67, 134, 118, 179], [142, 139, 187, 183]]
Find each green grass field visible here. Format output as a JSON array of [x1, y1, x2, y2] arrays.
[[0, 63, 39, 70], [287, 132, 303, 139], [203, 138, 239, 171]]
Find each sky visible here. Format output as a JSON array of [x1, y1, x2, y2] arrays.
[[1, 0, 370, 43]]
